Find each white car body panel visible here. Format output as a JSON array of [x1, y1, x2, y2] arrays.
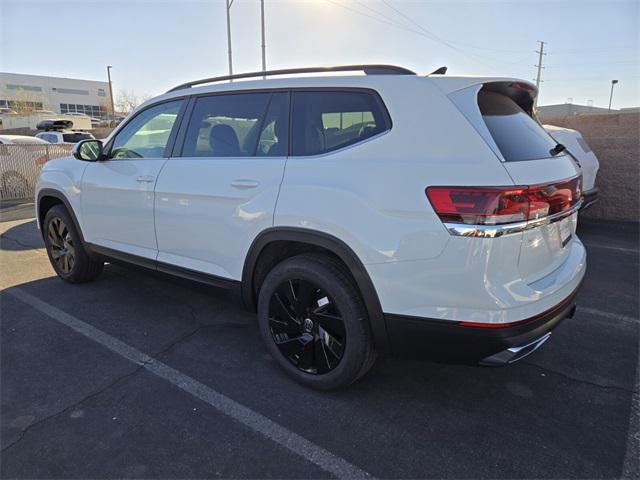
[[35, 157, 88, 230], [80, 158, 167, 260], [275, 78, 515, 265], [154, 157, 286, 279]]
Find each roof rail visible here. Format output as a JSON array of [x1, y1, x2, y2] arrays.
[[167, 64, 416, 93]]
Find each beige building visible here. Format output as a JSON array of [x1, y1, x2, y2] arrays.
[[0, 72, 111, 118]]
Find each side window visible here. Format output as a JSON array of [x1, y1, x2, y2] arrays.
[[181, 92, 275, 157], [109, 100, 183, 159], [291, 90, 390, 156]]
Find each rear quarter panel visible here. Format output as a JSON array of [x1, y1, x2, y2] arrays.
[[275, 77, 515, 266]]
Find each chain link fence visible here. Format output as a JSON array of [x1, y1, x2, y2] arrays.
[[0, 144, 74, 201]]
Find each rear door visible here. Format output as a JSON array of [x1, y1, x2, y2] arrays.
[[154, 91, 289, 280], [476, 87, 582, 282]]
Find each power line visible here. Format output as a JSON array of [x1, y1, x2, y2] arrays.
[[324, 0, 513, 69], [359, 0, 525, 55]]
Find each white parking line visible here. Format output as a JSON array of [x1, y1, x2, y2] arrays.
[[578, 306, 639, 324], [622, 362, 640, 479], [6, 288, 371, 479]]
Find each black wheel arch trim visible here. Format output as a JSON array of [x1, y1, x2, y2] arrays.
[[241, 227, 390, 353], [37, 188, 86, 244]]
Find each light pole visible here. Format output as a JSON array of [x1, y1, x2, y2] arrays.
[[608, 79, 619, 111], [226, 0, 234, 78], [261, 0, 266, 77], [106, 65, 115, 120]]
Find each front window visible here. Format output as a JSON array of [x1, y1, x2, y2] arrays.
[[109, 100, 183, 159]]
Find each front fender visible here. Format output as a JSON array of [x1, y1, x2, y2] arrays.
[[36, 157, 88, 233]]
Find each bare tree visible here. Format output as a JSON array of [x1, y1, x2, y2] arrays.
[[115, 89, 152, 115], [115, 89, 139, 114]]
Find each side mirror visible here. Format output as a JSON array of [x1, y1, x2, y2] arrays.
[[72, 139, 104, 162]]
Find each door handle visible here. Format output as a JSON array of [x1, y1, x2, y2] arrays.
[[231, 179, 259, 189], [136, 175, 155, 183]]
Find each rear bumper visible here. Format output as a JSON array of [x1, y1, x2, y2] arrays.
[[384, 282, 581, 365], [581, 187, 599, 211]]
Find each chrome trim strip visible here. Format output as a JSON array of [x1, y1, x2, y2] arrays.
[[479, 332, 552, 366], [444, 199, 583, 238]]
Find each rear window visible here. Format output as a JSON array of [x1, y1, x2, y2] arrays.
[[291, 91, 390, 156], [478, 91, 557, 162], [62, 133, 93, 143]]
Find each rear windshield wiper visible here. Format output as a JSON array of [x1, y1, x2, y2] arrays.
[[550, 143, 566, 156]]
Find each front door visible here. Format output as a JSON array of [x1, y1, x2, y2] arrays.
[[81, 99, 184, 259]]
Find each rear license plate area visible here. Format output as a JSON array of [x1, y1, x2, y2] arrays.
[[559, 217, 572, 248]]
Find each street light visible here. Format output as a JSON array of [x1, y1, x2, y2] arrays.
[[608, 79, 619, 111], [226, 0, 234, 78], [106, 66, 116, 121]]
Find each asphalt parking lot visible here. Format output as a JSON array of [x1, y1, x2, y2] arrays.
[[1, 201, 638, 479]]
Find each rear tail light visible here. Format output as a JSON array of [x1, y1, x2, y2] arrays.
[[426, 176, 582, 226]]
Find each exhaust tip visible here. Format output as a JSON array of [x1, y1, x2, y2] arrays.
[[480, 332, 552, 367]]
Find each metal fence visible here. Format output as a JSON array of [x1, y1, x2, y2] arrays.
[[0, 144, 73, 201]]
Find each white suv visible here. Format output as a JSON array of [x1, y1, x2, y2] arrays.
[[35, 65, 586, 389]]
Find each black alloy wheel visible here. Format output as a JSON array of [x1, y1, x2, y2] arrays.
[[268, 279, 346, 374], [47, 217, 75, 273], [43, 204, 104, 283]]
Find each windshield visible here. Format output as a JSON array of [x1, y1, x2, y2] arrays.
[[478, 91, 558, 162]]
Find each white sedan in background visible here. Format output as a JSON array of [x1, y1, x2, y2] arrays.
[[544, 124, 600, 209]]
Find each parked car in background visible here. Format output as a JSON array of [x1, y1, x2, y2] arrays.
[[0, 135, 50, 199], [0, 134, 49, 145], [544, 124, 599, 209], [35, 121, 95, 144], [36, 130, 95, 144], [36, 65, 585, 389]]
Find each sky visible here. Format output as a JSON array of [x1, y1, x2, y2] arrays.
[[1, 0, 638, 108]]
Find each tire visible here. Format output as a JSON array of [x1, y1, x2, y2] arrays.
[[257, 253, 376, 390], [43, 204, 104, 283]]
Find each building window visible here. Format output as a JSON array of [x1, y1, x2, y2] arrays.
[[54, 88, 89, 95], [98, 88, 106, 97], [61, 103, 107, 118], [6, 84, 42, 92]]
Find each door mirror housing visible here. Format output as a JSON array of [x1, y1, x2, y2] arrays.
[[73, 139, 104, 162]]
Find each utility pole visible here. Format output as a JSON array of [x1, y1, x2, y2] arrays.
[[106, 65, 115, 120], [260, 0, 266, 78], [534, 40, 546, 108], [608, 80, 619, 111], [226, 0, 234, 78]]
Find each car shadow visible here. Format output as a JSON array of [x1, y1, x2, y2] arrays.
[[0, 219, 42, 251]]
